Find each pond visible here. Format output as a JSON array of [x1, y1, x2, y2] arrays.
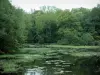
[[0, 50, 100, 75], [23, 53, 100, 75], [24, 54, 74, 75]]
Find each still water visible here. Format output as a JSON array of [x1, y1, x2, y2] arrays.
[[23, 52, 100, 75], [1, 52, 99, 75], [24, 55, 74, 75]]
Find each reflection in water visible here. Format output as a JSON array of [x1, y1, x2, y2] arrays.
[[24, 54, 74, 75], [25, 68, 43, 75], [0, 50, 100, 75], [24, 53, 100, 75]]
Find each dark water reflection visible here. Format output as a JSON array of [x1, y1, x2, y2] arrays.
[[1, 53, 100, 75], [24, 53, 100, 75], [24, 54, 74, 75], [25, 68, 43, 75]]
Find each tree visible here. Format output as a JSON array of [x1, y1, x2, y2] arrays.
[[90, 4, 100, 39], [0, 0, 19, 52], [0, 0, 29, 52]]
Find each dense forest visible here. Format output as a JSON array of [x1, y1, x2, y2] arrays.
[[0, 0, 100, 53]]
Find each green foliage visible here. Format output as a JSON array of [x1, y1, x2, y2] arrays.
[[0, 0, 100, 53], [90, 5, 100, 38], [27, 5, 100, 45], [0, 0, 30, 52], [0, 0, 19, 52], [81, 33, 94, 45], [28, 11, 58, 44]]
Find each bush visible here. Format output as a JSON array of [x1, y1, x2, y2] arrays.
[[0, 33, 19, 53]]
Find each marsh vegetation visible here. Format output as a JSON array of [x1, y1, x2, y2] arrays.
[[0, 45, 100, 75], [0, 0, 100, 75]]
